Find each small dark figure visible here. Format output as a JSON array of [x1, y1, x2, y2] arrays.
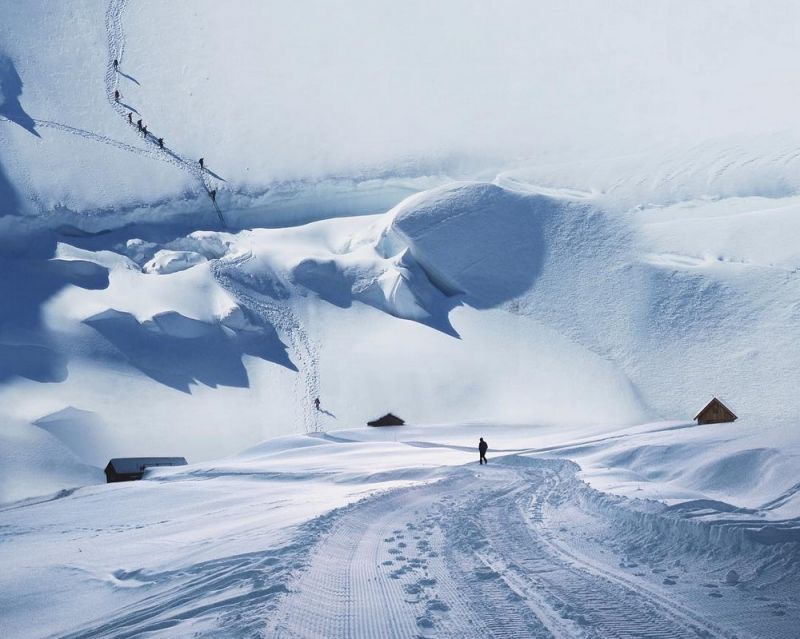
[[127, 112, 132, 124], [158, 137, 164, 149], [113, 59, 118, 71], [479, 437, 488, 465], [114, 89, 119, 102], [314, 397, 321, 411], [137, 118, 142, 131], [209, 188, 217, 202], [142, 125, 147, 137], [199, 158, 204, 169]]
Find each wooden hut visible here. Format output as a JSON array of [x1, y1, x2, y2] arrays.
[[367, 413, 405, 427], [694, 398, 737, 425], [104, 457, 187, 483]]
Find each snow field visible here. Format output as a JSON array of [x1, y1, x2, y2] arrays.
[[1, 428, 796, 638]]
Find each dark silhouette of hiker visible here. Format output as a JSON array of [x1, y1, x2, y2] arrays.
[[114, 89, 120, 102], [113, 59, 118, 71], [137, 118, 142, 131], [314, 397, 321, 411], [142, 125, 147, 137], [158, 137, 163, 149], [127, 112, 132, 124], [199, 158, 204, 170], [209, 188, 217, 202], [479, 438, 488, 464]]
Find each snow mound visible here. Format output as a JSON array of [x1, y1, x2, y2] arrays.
[[143, 250, 207, 274], [380, 183, 551, 307], [0, 419, 102, 504]]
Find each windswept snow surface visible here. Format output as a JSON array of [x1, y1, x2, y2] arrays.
[[2, 1, 800, 635], [1, 423, 798, 638]]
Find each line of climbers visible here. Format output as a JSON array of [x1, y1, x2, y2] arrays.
[[112, 59, 218, 208]]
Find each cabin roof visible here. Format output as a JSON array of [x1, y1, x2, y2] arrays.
[[693, 397, 737, 421], [367, 412, 405, 426], [105, 457, 187, 474]]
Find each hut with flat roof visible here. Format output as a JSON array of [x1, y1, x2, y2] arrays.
[[104, 457, 187, 483]]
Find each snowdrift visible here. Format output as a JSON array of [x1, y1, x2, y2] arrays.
[[0, 177, 798, 512]]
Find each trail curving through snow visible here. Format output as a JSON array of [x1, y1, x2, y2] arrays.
[[265, 456, 778, 639]]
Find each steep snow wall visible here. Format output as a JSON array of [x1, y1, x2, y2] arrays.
[[3, 2, 800, 230]]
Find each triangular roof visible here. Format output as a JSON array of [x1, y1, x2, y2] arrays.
[[693, 397, 737, 421], [367, 413, 405, 427]]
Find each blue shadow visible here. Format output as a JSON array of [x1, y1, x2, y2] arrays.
[[0, 55, 40, 137], [84, 308, 296, 393]]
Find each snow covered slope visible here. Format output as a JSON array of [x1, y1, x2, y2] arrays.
[[1, 179, 798, 511], [4, 1, 800, 229], [1, 1, 799, 635], [1, 425, 797, 638]]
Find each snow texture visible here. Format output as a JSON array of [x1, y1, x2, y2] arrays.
[[1, 1, 799, 636]]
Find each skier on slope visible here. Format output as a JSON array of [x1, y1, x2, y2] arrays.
[[479, 437, 488, 465]]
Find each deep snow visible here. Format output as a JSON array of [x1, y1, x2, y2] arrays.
[[1, 424, 797, 638], [2, 0, 800, 636]]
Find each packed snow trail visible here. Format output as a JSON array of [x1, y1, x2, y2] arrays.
[[210, 253, 322, 433], [267, 456, 761, 639], [105, 0, 225, 225]]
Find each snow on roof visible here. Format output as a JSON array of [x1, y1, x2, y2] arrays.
[[105, 458, 187, 474]]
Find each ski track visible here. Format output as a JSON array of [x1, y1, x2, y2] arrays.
[[264, 457, 783, 639], [25, 457, 798, 638], [2, 0, 223, 224], [210, 253, 321, 433]]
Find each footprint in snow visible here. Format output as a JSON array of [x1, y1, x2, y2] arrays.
[[476, 568, 500, 581], [426, 599, 449, 613], [416, 616, 434, 629]]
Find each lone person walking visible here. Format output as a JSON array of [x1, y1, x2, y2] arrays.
[[113, 59, 118, 71], [314, 397, 321, 411], [479, 437, 488, 465], [114, 89, 120, 102]]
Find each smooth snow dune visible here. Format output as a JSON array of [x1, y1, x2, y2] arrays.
[[380, 182, 548, 307], [0, 419, 102, 504]]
